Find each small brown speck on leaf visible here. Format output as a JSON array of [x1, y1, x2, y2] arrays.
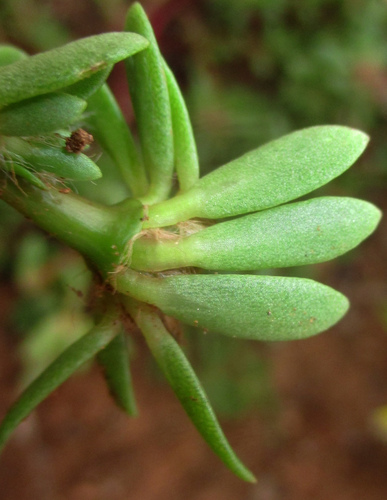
[[65, 129, 94, 154]]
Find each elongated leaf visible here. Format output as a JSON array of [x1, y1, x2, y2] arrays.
[[163, 59, 199, 192], [0, 32, 149, 108], [4, 137, 101, 181], [0, 310, 121, 451], [0, 45, 27, 67], [117, 272, 349, 341], [97, 331, 137, 416], [64, 65, 113, 99], [0, 160, 47, 189], [125, 3, 174, 203], [0, 92, 86, 136], [132, 197, 381, 271], [126, 298, 256, 482], [86, 84, 148, 196], [145, 126, 369, 228]]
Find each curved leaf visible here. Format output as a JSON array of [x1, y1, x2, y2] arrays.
[[97, 331, 137, 416], [125, 298, 256, 482], [0, 160, 47, 189], [86, 84, 148, 196], [116, 272, 349, 341], [125, 3, 174, 203], [64, 65, 113, 99], [0, 92, 87, 136], [163, 59, 199, 192], [145, 126, 369, 227], [0, 32, 149, 109], [0, 309, 121, 452], [4, 137, 102, 181], [132, 197, 381, 271]]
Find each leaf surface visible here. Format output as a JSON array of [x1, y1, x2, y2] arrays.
[[145, 126, 369, 227], [132, 197, 381, 271], [117, 272, 349, 341]]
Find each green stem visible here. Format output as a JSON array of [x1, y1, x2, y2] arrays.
[[0, 176, 144, 274]]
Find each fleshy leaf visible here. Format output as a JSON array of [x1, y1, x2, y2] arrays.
[[0, 309, 121, 452], [86, 84, 148, 196], [163, 59, 199, 192], [97, 331, 137, 416], [4, 137, 102, 181], [0, 92, 87, 136], [132, 197, 381, 271], [0, 45, 27, 66], [125, 2, 174, 203], [116, 272, 349, 341], [125, 298, 256, 482], [64, 65, 113, 99], [144, 126, 369, 228], [0, 32, 149, 109], [0, 160, 47, 190]]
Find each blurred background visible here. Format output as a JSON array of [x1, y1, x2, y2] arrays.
[[1, 1, 387, 499]]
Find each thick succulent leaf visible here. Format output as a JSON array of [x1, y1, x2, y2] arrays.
[[0, 160, 47, 189], [86, 84, 148, 196], [0, 32, 149, 109], [117, 272, 349, 341], [145, 126, 369, 228], [4, 137, 102, 181], [125, 3, 174, 203], [97, 331, 137, 416], [0, 310, 121, 452], [0, 92, 87, 136], [0, 45, 27, 66], [132, 197, 381, 272], [64, 65, 113, 99], [126, 298, 256, 482], [163, 59, 199, 192]]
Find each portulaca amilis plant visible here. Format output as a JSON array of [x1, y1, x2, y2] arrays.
[[0, 3, 381, 482]]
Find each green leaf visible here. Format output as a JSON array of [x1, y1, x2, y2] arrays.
[[4, 137, 102, 181], [85, 84, 148, 196], [0, 45, 27, 67], [144, 126, 369, 228], [0, 309, 121, 452], [117, 272, 349, 341], [132, 197, 381, 271], [64, 65, 113, 99], [125, 298, 256, 482], [0, 160, 47, 190], [0, 32, 149, 109], [163, 59, 199, 192], [97, 331, 137, 416], [125, 3, 174, 203], [0, 92, 87, 136]]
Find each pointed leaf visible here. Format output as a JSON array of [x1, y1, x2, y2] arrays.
[[117, 272, 349, 341], [126, 298, 256, 482], [0, 310, 121, 452], [0, 32, 149, 108], [125, 3, 174, 203], [0, 92, 87, 136], [4, 137, 102, 181], [163, 59, 199, 192], [0, 160, 47, 189], [97, 331, 137, 416], [86, 84, 148, 196], [145, 126, 369, 227], [132, 197, 381, 271]]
